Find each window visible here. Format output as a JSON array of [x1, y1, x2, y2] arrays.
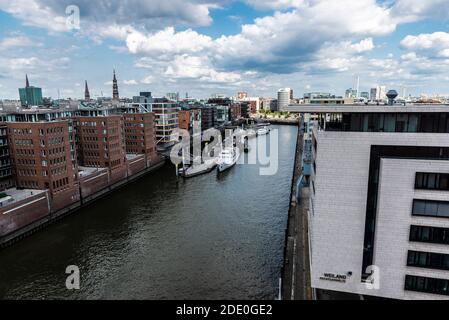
[[405, 275, 449, 296], [407, 251, 449, 271], [415, 172, 449, 191], [412, 199, 449, 218], [410, 225, 449, 245]]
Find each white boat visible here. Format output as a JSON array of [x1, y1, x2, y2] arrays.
[[217, 147, 240, 173], [180, 158, 218, 178], [257, 127, 269, 136]]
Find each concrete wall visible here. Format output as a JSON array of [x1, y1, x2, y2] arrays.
[[80, 170, 109, 198], [0, 192, 50, 237]]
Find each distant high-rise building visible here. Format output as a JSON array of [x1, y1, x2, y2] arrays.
[[345, 88, 358, 99], [237, 92, 248, 100], [370, 86, 387, 101], [18, 74, 43, 107], [112, 70, 119, 100], [290, 89, 294, 100], [360, 92, 370, 99], [84, 81, 90, 101], [278, 88, 292, 111], [166, 92, 180, 101]]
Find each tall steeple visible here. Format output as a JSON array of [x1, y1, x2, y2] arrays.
[[112, 69, 119, 100], [84, 80, 90, 101], [25, 74, 30, 88]]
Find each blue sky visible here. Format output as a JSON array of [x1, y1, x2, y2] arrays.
[[1, 0, 449, 99]]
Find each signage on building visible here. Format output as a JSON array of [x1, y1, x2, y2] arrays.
[[319, 273, 347, 283]]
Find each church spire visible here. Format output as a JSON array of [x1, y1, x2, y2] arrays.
[[112, 69, 119, 100], [84, 80, 90, 101]]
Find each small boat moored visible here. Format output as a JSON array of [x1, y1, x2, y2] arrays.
[[217, 147, 240, 173]]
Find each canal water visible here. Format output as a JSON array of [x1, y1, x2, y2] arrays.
[[0, 125, 297, 300]]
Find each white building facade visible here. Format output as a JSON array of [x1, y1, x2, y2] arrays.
[[288, 105, 449, 299], [278, 88, 292, 111]]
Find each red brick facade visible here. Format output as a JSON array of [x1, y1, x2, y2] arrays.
[[75, 116, 126, 170], [7, 121, 77, 194], [123, 113, 158, 165]]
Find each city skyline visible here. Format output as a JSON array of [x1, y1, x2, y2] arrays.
[[1, 1, 449, 99]]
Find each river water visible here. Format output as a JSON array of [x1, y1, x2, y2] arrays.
[[0, 124, 297, 300]]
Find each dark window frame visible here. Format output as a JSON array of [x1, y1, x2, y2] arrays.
[[415, 172, 449, 191], [412, 199, 449, 219], [407, 250, 449, 271], [410, 225, 449, 245], [405, 275, 449, 296]]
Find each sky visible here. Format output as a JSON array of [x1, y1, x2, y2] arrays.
[[1, 0, 449, 99]]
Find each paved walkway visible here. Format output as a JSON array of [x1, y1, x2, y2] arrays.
[[281, 129, 312, 300]]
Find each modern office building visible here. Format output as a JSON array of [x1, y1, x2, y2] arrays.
[[289, 104, 449, 299], [345, 88, 358, 99], [370, 86, 387, 102], [18, 75, 43, 107], [278, 88, 292, 111], [166, 92, 180, 102], [360, 92, 370, 100], [151, 100, 180, 145]]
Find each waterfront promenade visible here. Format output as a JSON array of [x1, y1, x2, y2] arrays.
[[281, 124, 313, 300]]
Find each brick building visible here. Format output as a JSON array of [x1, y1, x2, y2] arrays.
[[123, 113, 158, 165], [7, 121, 77, 194], [229, 104, 241, 121], [179, 109, 201, 133], [75, 115, 126, 170], [201, 106, 217, 130], [0, 123, 13, 191]]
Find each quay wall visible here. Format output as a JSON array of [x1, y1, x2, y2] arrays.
[[0, 158, 166, 247]]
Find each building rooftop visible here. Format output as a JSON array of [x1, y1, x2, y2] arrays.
[[78, 166, 108, 178], [285, 104, 449, 113], [0, 188, 47, 209]]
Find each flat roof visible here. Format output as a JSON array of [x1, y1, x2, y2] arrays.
[[0, 188, 47, 208], [285, 104, 449, 113], [78, 166, 108, 178]]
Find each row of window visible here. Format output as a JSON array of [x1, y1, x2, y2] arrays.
[[405, 275, 449, 296], [410, 225, 449, 245], [415, 172, 449, 191], [407, 250, 449, 271], [412, 199, 449, 218], [18, 180, 39, 189], [52, 177, 69, 190]]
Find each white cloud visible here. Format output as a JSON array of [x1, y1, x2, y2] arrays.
[[141, 76, 154, 84], [126, 27, 212, 55], [8, 57, 40, 70], [0, 36, 42, 50], [165, 55, 241, 83], [401, 32, 449, 58], [123, 79, 138, 85]]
